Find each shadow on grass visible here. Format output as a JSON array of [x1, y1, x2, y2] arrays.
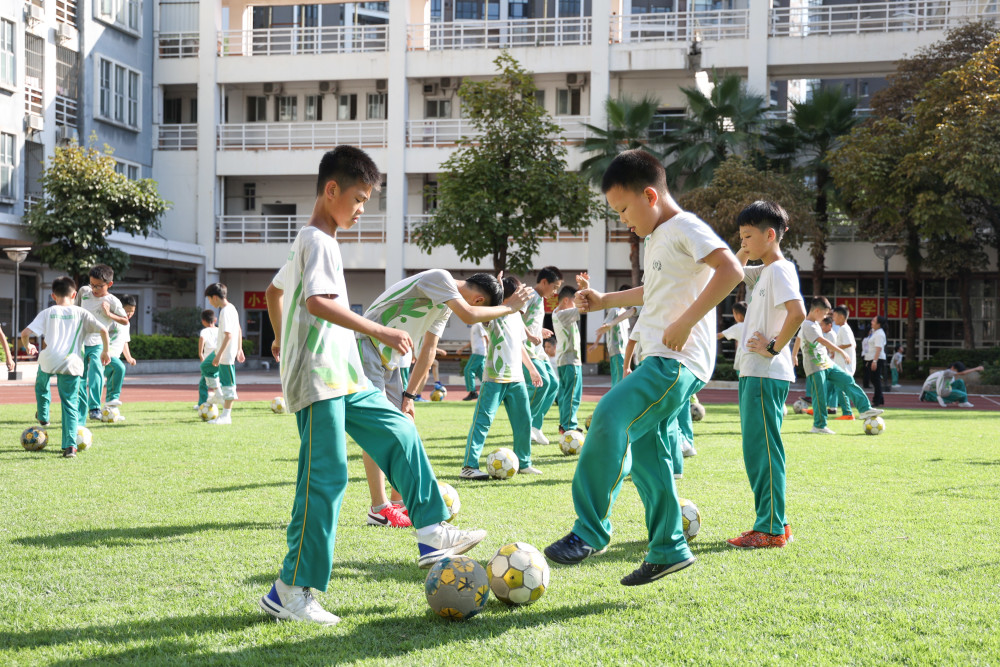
[[12, 521, 282, 549], [962, 459, 1000, 466], [243, 558, 428, 588], [198, 481, 292, 494], [937, 560, 1000, 575]]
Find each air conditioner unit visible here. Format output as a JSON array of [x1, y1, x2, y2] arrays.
[[56, 22, 77, 42], [25, 114, 43, 132], [56, 125, 79, 144], [25, 3, 43, 23], [422, 83, 439, 97], [439, 77, 461, 92], [375, 79, 388, 93], [566, 73, 587, 89], [262, 82, 283, 96], [319, 81, 338, 95]]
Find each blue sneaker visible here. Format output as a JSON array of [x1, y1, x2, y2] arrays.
[[544, 532, 608, 565], [434, 381, 445, 391], [413, 395, 426, 402], [416, 522, 487, 569], [259, 579, 340, 626]]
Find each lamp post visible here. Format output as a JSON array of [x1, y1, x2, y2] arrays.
[[872, 243, 899, 321], [4, 247, 31, 381]]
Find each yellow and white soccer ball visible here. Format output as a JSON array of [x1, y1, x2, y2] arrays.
[[20, 426, 47, 451], [487, 542, 550, 606], [679, 497, 702, 541], [430, 388, 447, 402], [198, 402, 219, 422], [424, 555, 490, 621], [438, 481, 461, 523], [76, 426, 93, 451], [792, 399, 809, 414], [100, 404, 121, 423], [690, 401, 706, 422], [559, 429, 585, 456], [863, 416, 886, 436], [270, 396, 287, 414], [486, 447, 519, 479]]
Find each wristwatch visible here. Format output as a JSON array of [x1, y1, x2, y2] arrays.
[[402, 391, 419, 400], [765, 339, 780, 356]]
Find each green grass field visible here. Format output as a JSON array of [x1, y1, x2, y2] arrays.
[[1, 400, 998, 666]]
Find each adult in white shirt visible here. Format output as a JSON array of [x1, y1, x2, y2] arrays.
[[864, 315, 887, 406]]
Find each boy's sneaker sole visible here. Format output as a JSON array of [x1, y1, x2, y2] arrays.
[[459, 467, 490, 481], [417, 527, 487, 569], [620, 557, 695, 586]]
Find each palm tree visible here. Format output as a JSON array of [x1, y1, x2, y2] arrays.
[[580, 95, 663, 287], [663, 70, 768, 191], [765, 86, 859, 295]]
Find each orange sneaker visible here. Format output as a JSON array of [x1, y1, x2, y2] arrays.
[[784, 524, 793, 543], [805, 408, 814, 415], [835, 415, 855, 420], [728, 530, 787, 549]]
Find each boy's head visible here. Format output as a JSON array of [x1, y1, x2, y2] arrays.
[[808, 296, 832, 319], [949, 361, 966, 372], [821, 316, 833, 332], [832, 305, 849, 325], [462, 273, 503, 308], [535, 266, 564, 298], [88, 264, 114, 296], [51, 276, 77, 301], [601, 148, 670, 240], [733, 300, 747, 322], [543, 336, 556, 356], [894, 345, 903, 354], [737, 201, 789, 261], [201, 309, 217, 327], [316, 146, 382, 231], [120, 294, 137, 319], [558, 285, 577, 306], [501, 275, 521, 304], [205, 283, 228, 307]]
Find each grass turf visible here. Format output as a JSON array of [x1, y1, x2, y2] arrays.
[[1, 400, 998, 665]]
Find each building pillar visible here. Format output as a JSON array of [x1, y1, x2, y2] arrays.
[[195, 0, 221, 305], [746, 0, 770, 98], [585, 0, 610, 341], [384, 0, 409, 288]]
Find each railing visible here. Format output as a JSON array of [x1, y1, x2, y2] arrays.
[[610, 9, 750, 43], [405, 214, 589, 243], [56, 0, 78, 26], [763, 108, 872, 123], [25, 83, 43, 117], [157, 32, 199, 58], [218, 24, 388, 57], [217, 215, 386, 244], [405, 115, 591, 147], [408, 17, 591, 51], [768, 1, 989, 37], [24, 195, 43, 213], [217, 121, 388, 151], [55, 95, 78, 127], [156, 124, 197, 150]]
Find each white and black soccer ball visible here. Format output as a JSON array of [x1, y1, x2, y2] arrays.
[[438, 482, 461, 523], [270, 396, 287, 414], [863, 416, 885, 436], [198, 402, 219, 422], [559, 429, 585, 456], [100, 405, 121, 423], [487, 542, 550, 606], [76, 426, 93, 450], [792, 399, 809, 414], [679, 497, 701, 541], [486, 447, 519, 479]]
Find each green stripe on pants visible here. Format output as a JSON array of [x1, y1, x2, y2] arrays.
[[610, 354, 624, 387], [738, 375, 789, 536]]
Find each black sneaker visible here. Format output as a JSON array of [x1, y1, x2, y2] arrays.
[[459, 466, 489, 481], [88, 409, 101, 421], [544, 532, 607, 565], [62, 447, 77, 458], [462, 391, 479, 401], [620, 557, 695, 586]]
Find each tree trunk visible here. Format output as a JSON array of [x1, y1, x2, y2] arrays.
[[629, 232, 641, 288], [959, 269, 974, 349], [904, 225, 921, 360], [493, 242, 508, 277]]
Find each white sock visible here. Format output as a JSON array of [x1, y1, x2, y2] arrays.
[[416, 524, 441, 536], [222, 408, 232, 418], [372, 502, 390, 512], [391, 500, 405, 508]]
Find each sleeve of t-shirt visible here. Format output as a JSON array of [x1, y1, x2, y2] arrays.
[[417, 269, 463, 306], [801, 320, 821, 344], [271, 263, 288, 290], [26, 309, 47, 336], [555, 308, 579, 327], [108, 295, 126, 318], [428, 308, 453, 338], [770, 262, 802, 306], [721, 323, 740, 340], [120, 322, 131, 344], [81, 309, 107, 336], [743, 264, 765, 290], [681, 216, 729, 264], [300, 236, 342, 300]]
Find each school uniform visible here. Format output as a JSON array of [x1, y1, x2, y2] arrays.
[[523, 292, 558, 430], [75, 286, 125, 421], [602, 307, 631, 387], [465, 322, 487, 392], [801, 319, 875, 429], [103, 319, 130, 404], [553, 306, 583, 431]]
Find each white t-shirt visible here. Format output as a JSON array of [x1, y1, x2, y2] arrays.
[[470, 322, 487, 356], [800, 319, 834, 377], [864, 329, 887, 361], [522, 292, 547, 361], [200, 326, 219, 355], [738, 260, 802, 382], [361, 269, 462, 371], [215, 303, 240, 365], [75, 286, 126, 347], [272, 226, 368, 413], [553, 307, 581, 367], [485, 312, 527, 383], [835, 322, 857, 374], [602, 307, 630, 357], [891, 350, 903, 370], [720, 321, 745, 372], [923, 369, 957, 396], [27, 305, 105, 376], [108, 320, 131, 359], [632, 211, 729, 383]]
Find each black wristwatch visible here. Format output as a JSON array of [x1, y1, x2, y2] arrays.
[[402, 391, 419, 400], [765, 339, 780, 356]]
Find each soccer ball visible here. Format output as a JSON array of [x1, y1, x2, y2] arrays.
[[487, 542, 550, 606], [270, 396, 287, 414], [584, 414, 592, 431], [863, 416, 886, 436], [559, 429, 585, 456], [690, 402, 706, 422], [438, 482, 461, 523], [76, 426, 93, 451], [430, 388, 447, 402], [424, 555, 490, 621], [100, 405, 121, 423], [679, 497, 701, 541], [486, 447, 519, 479], [792, 399, 809, 414], [21, 427, 47, 451], [198, 402, 219, 422]]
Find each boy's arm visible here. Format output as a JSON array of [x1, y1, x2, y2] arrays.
[[402, 332, 440, 419], [306, 294, 412, 356], [816, 334, 849, 360], [99, 328, 111, 365], [956, 365, 985, 376], [576, 286, 643, 313], [662, 248, 743, 351], [447, 283, 534, 325], [791, 336, 802, 366], [20, 328, 38, 356], [198, 336, 207, 361], [101, 302, 130, 326], [236, 324, 245, 363], [746, 301, 807, 357], [522, 345, 542, 387], [213, 331, 232, 367], [123, 342, 136, 365], [622, 338, 637, 377], [1, 327, 13, 371], [266, 283, 283, 362]]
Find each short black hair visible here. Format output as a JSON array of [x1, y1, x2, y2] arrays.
[[316, 146, 382, 196], [833, 305, 849, 317], [52, 276, 76, 298], [536, 266, 563, 285], [733, 300, 748, 316], [201, 309, 216, 324], [809, 296, 832, 311], [205, 283, 228, 299], [465, 273, 503, 307], [89, 264, 114, 283], [619, 284, 632, 291], [558, 285, 577, 301], [501, 275, 521, 300], [875, 315, 888, 328], [601, 148, 668, 195], [950, 361, 966, 372], [120, 294, 137, 308], [822, 316, 834, 326], [737, 200, 789, 243]]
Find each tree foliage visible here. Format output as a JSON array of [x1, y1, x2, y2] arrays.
[[415, 52, 601, 275], [23, 139, 169, 281]]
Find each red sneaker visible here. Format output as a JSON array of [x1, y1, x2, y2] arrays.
[[391, 501, 409, 517], [834, 415, 855, 421], [367, 504, 412, 528], [805, 408, 814, 415], [728, 530, 787, 549], [784, 524, 793, 543]]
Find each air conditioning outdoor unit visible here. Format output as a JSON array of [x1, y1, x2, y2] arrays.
[[25, 114, 43, 132], [422, 83, 439, 96], [566, 73, 587, 89], [56, 22, 77, 42], [25, 3, 44, 24], [319, 81, 338, 94], [56, 125, 79, 144], [375, 78, 388, 93], [439, 77, 461, 92], [263, 82, 283, 96]]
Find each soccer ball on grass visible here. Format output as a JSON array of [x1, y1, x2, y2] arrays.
[[438, 482, 461, 523], [198, 402, 219, 421], [792, 399, 809, 414], [100, 405, 121, 423], [559, 429, 585, 456], [679, 497, 701, 541], [487, 542, 550, 606], [425, 555, 490, 620], [76, 426, 93, 450], [486, 447, 519, 479], [863, 416, 885, 435], [690, 401, 706, 421], [270, 396, 287, 414], [430, 388, 447, 402], [20, 426, 47, 451]]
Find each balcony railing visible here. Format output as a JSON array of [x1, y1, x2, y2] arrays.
[[405, 214, 589, 243], [611, 9, 750, 43], [217, 121, 388, 151], [157, 32, 199, 58], [405, 115, 591, 147], [408, 17, 591, 51], [55, 95, 78, 128], [217, 215, 386, 244], [156, 124, 197, 150], [218, 24, 388, 57], [768, 1, 989, 37]]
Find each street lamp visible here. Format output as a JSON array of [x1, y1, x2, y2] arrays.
[[4, 247, 31, 381], [872, 243, 899, 321]]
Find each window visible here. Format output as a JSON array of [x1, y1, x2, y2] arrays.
[[860, 81, 869, 97], [367, 93, 386, 120], [556, 89, 581, 116], [97, 57, 141, 129], [0, 19, 13, 89], [275, 95, 297, 121], [96, 0, 141, 34], [243, 182, 256, 211], [337, 93, 357, 121], [114, 160, 140, 180], [246, 96, 266, 122], [189, 98, 197, 123], [163, 98, 181, 124], [425, 99, 451, 118], [534, 90, 545, 108], [0, 133, 14, 199], [305, 95, 322, 121]]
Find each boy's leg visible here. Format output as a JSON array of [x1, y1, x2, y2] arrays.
[[104, 357, 126, 404], [610, 354, 624, 387], [943, 379, 968, 404], [557, 365, 582, 430], [502, 382, 533, 469], [666, 417, 683, 477], [57, 374, 82, 450], [530, 359, 557, 430], [569, 366, 582, 430], [465, 354, 484, 392], [83, 344, 104, 413], [825, 365, 873, 413], [463, 382, 505, 469], [219, 364, 238, 409], [809, 372, 829, 429], [200, 353, 220, 395], [738, 376, 789, 536], [891, 366, 899, 386], [676, 397, 694, 453], [198, 375, 208, 405], [35, 370, 52, 424]]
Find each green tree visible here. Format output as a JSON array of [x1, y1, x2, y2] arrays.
[[24, 139, 169, 283], [580, 95, 662, 287], [415, 52, 601, 275]]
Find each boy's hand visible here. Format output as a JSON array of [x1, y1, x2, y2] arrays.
[[401, 398, 416, 420], [101, 302, 111, 316], [435, 348, 447, 358], [662, 320, 694, 352], [377, 326, 413, 356], [623, 364, 633, 378], [526, 331, 542, 346], [212, 357, 221, 367], [100, 351, 111, 366], [596, 323, 610, 336], [5, 357, 13, 372], [541, 327, 554, 338], [125, 356, 137, 366], [25, 343, 38, 356], [745, 330, 769, 356], [587, 341, 600, 352], [575, 288, 604, 313], [507, 284, 534, 313], [237, 348, 246, 363], [529, 368, 542, 387], [576, 272, 590, 290], [271, 340, 281, 362]]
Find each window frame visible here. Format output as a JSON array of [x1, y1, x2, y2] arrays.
[[114, 158, 141, 180], [0, 19, 15, 91], [0, 132, 15, 201], [95, 0, 142, 37], [95, 55, 141, 131]]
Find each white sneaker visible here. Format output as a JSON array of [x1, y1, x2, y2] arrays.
[[959, 401, 975, 408], [811, 426, 836, 435], [106, 399, 122, 407], [208, 393, 224, 406], [519, 466, 542, 475], [459, 466, 489, 481], [193, 403, 201, 410], [530, 427, 550, 445], [416, 522, 487, 568], [209, 416, 232, 425], [891, 384, 902, 388], [937, 396, 947, 407], [259, 579, 340, 626], [681, 440, 697, 458], [859, 408, 884, 419]]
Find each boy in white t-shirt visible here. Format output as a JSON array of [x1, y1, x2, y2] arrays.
[[458, 322, 489, 400], [831, 305, 858, 418], [203, 283, 243, 424], [728, 201, 805, 549], [553, 279, 585, 433], [523, 266, 563, 446], [103, 294, 138, 412], [197, 309, 218, 407], [717, 300, 747, 375], [460, 276, 543, 480], [22, 276, 110, 457], [591, 284, 634, 388], [75, 264, 130, 423]]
